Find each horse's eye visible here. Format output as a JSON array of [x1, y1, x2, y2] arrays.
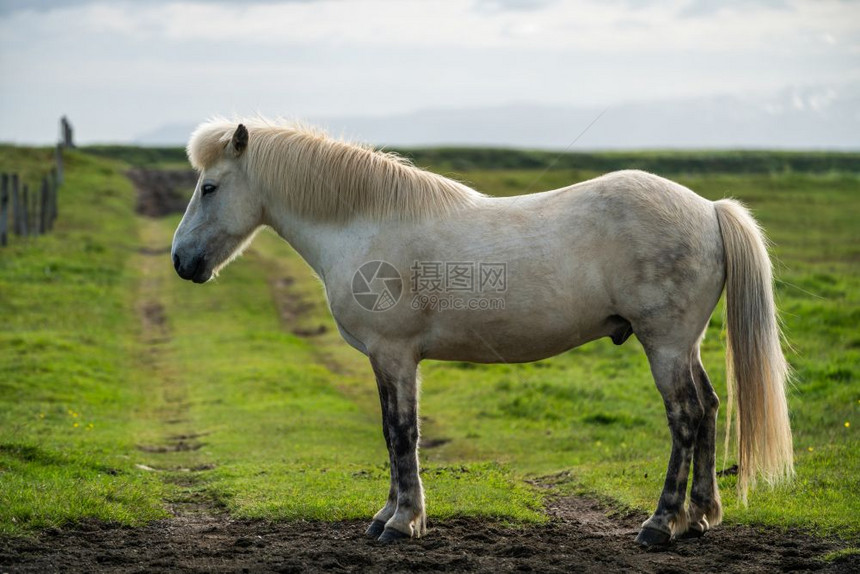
[[201, 183, 217, 196]]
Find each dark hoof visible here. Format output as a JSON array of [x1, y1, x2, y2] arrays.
[[377, 528, 410, 544], [676, 527, 706, 540], [635, 526, 672, 548], [365, 520, 386, 538]]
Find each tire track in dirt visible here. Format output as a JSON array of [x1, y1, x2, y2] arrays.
[[127, 168, 196, 218], [133, 218, 227, 554]]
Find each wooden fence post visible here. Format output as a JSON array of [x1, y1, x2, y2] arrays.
[[60, 116, 75, 148], [0, 174, 8, 247], [21, 183, 29, 237], [11, 174, 21, 236]]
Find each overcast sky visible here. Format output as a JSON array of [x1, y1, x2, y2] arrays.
[[0, 0, 858, 146]]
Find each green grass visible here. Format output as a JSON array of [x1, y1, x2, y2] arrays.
[[821, 547, 860, 563], [0, 146, 857, 542], [83, 145, 188, 169]]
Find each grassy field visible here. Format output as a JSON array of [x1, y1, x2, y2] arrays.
[[0, 147, 167, 533], [0, 146, 857, 541]]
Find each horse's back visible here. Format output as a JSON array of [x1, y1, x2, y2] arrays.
[[552, 169, 715, 230]]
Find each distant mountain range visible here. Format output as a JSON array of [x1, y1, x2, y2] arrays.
[[134, 86, 860, 150]]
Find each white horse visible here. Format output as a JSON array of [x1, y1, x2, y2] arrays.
[[171, 119, 793, 547]]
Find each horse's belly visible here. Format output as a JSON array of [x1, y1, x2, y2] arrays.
[[421, 309, 611, 363], [424, 337, 580, 363]]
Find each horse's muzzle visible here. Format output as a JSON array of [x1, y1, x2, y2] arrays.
[[173, 252, 209, 283]]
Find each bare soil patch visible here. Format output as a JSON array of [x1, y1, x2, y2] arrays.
[[2, 495, 856, 573], [421, 437, 453, 449], [139, 301, 167, 333], [137, 246, 172, 256], [127, 168, 197, 217], [135, 441, 207, 453], [269, 275, 330, 339]]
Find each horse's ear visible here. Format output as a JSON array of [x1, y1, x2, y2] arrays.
[[232, 124, 249, 157]]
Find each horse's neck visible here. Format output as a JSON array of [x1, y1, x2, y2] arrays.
[[258, 146, 480, 277], [263, 207, 323, 275], [263, 198, 366, 284]]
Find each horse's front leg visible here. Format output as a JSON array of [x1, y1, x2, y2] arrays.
[[369, 355, 425, 542], [365, 368, 399, 538]]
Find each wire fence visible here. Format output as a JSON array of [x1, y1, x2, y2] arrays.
[[0, 119, 70, 248]]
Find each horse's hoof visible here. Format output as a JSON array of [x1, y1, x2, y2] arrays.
[[377, 527, 410, 544], [365, 520, 386, 538], [676, 526, 706, 540], [635, 526, 672, 548]]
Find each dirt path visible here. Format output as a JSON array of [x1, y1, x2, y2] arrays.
[[130, 218, 228, 561], [127, 168, 196, 217], [3, 494, 856, 573]]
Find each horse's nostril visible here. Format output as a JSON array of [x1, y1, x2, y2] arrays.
[[173, 253, 181, 272]]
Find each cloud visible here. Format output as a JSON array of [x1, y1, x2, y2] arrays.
[[678, 0, 791, 18], [0, 0, 87, 15], [471, 0, 558, 13], [1, 0, 858, 143], [0, 0, 314, 17]]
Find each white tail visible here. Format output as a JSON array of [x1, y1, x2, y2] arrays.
[[714, 199, 794, 504]]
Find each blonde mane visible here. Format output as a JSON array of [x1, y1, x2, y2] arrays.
[[187, 118, 483, 222]]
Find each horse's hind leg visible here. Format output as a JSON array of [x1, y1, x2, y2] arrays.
[[365, 365, 399, 538], [636, 344, 704, 547], [369, 354, 425, 542], [683, 348, 722, 537]]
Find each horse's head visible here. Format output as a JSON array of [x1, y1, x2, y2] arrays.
[[172, 123, 263, 283]]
